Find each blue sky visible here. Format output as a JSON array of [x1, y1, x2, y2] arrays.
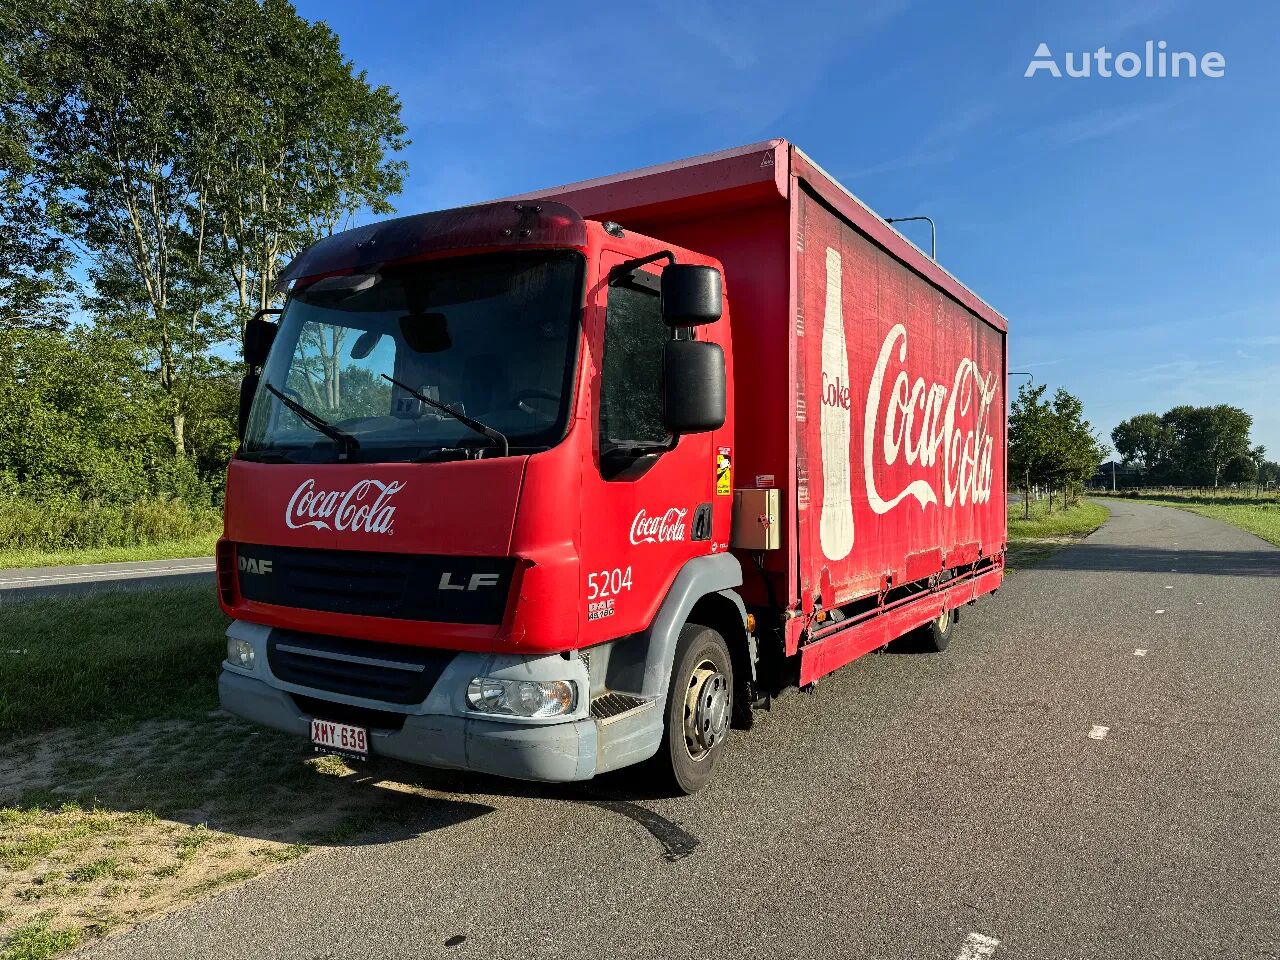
[[301, 0, 1279, 455]]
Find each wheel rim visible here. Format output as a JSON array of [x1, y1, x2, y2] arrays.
[[682, 659, 730, 763], [936, 611, 950, 633]]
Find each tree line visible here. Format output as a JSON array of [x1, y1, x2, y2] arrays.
[[1111, 406, 1276, 491], [0, 0, 406, 506], [1007, 382, 1109, 515]]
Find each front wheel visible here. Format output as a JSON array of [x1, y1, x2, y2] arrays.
[[652, 624, 734, 795]]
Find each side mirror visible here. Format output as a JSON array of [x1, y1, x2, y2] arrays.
[[661, 265, 722, 327], [663, 340, 726, 434], [237, 371, 259, 441], [244, 308, 282, 368]]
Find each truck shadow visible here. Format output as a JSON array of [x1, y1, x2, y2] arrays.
[[4, 709, 703, 866], [1029, 543, 1280, 577], [3, 716, 495, 851], [378, 761, 702, 861]]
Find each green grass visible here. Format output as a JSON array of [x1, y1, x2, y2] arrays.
[[0, 587, 431, 959], [1005, 499, 1110, 569], [0, 917, 83, 960], [179, 867, 259, 898], [1097, 491, 1280, 547], [0, 495, 221, 556], [0, 586, 228, 736], [1008, 498, 1110, 541], [0, 534, 217, 570]]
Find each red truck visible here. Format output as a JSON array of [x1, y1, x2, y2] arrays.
[[219, 139, 1007, 793]]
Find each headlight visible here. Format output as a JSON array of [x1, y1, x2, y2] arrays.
[[466, 678, 577, 718], [226, 638, 255, 670]]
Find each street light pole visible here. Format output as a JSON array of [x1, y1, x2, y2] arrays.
[[885, 215, 936, 261]]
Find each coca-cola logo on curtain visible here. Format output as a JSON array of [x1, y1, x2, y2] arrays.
[[863, 323, 998, 514], [818, 244, 999, 562]]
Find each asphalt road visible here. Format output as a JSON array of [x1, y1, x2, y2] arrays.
[[0, 557, 213, 600], [83, 500, 1280, 960]]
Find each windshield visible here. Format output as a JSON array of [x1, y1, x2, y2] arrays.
[[242, 250, 584, 463]]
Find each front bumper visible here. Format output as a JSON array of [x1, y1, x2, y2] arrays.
[[219, 670, 599, 781], [217, 620, 663, 783]]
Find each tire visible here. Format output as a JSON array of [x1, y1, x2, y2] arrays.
[[921, 608, 956, 652], [651, 623, 734, 795]]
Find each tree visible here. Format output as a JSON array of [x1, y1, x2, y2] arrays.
[[1161, 404, 1252, 488], [1111, 412, 1171, 482], [1009, 382, 1107, 514], [205, 0, 408, 319], [13, 0, 406, 461], [0, 1, 74, 330], [0, 326, 192, 501], [1009, 383, 1053, 516], [1046, 387, 1109, 508]]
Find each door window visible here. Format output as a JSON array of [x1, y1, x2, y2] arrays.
[[599, 280, 669, 446]]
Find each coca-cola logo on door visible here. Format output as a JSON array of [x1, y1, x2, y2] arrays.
[[285, 478, 404, 534], [629, 507, 689, 545]]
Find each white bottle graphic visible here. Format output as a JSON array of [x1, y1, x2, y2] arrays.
[[819, 246, 854, 560]]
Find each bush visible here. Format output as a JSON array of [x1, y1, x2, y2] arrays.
[[0, 494, 222, 552]]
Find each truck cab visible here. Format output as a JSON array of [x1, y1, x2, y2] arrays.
[[218, 201, 749, 793]]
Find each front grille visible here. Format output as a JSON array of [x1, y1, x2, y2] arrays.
[[235, 543, 514, 624], [591, 692, 649, 721], [268, 630, 454, 705], [291, 694, 409, 732]]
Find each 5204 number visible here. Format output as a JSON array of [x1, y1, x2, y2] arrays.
[[587, 566, 633, 600]]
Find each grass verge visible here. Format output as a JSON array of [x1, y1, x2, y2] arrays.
[[0, 536, 217, 571], [0, 586, 227, 736], [1, 586, 480, 958], [1096, 492, 1280, 547], [1006, 499, 1110, 569]]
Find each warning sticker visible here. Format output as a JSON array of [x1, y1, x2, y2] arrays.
[[716, 447, 732, 496]]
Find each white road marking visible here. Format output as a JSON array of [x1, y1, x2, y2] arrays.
[[0, 560, 214, 588], [1134, 649, 1148, 657], [956, 932, 1001, 959], [1155, 609, 1165, 614], [1089, 725, 1110, 740], [1165, 585, 1173, 589], [1195, 601, 1203, 606]]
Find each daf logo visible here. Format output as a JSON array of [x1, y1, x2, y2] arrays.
[[438, 572, 500, 592], [238, 556, 273, 575]]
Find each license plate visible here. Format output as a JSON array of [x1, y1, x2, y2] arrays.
[[310, 718, 368, 757]]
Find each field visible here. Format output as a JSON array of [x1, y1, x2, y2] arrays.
[[1095, 490, 1280, 547], [0, 496, 221, 570], [1005, 498, 1110, 568], [0, 587, 442, 959], [0, 536, 218, 571]]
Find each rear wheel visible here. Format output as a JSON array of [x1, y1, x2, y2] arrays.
[[921, 608, 955, 652], [652, 623, 733, 795]]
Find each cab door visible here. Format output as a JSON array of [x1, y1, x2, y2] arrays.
[[576, 249, 719, 645]]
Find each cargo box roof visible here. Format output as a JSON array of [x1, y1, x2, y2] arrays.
[[508, 139, 1008, 335]]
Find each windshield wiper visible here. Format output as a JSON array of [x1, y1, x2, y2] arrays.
[[265, 384, 360, 461], [381, 374, 509, 458]]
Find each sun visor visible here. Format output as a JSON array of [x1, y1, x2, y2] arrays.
[[276, 201, 587, 291]]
